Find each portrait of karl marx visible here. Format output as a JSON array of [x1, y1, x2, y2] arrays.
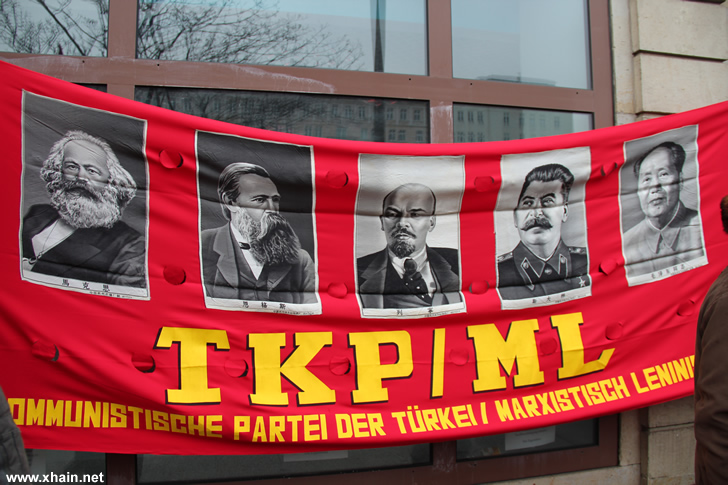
[[21, 130, 146, 288]]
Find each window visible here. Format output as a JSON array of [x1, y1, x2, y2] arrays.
[[458, 421, 597, 461], [453, 105, 593, 142], [135, 0, 427, 74], [0, 0, 108, 56], [304, 125, 322, 137], [127, 416, 617, 483], [400, 108, 408, 121], [413, 109, 422, 121], [26, 450, 105, 481], [78, 84, 107, 93], [135, 89, 428, 143], [451, 0, 591, 89], [138, 445, 430, 482]]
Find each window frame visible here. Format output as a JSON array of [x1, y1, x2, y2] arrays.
[[105, 415, 617, 485], [0, 0, 612, 143]]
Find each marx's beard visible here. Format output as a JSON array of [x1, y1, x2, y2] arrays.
[[232, 209, 301, 265], [48, 178, 122, 229], [388, 228, 417, 259]]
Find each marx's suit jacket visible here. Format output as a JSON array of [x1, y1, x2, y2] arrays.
[[357, 247, 462, 309], [22, 204, 146, 287], [201, 224, 316, 304]]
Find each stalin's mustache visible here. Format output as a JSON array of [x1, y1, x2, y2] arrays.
[[522, 215, 552, 231]]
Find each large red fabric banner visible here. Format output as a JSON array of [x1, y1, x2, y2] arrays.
[[1, 61, 726, 455]]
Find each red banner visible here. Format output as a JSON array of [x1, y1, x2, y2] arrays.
[[1, 61, 726, 455]]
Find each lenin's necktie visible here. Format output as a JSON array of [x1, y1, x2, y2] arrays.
[[403, 258, 433, 305]]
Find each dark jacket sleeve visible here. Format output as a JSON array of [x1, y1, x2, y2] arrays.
[[0, 386, 30, 477], [695, 267, 728, 484]]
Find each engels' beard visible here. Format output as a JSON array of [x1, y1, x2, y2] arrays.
[[232, 209, 301, 265]]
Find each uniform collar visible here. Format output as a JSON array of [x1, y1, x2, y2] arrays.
[[513, 239, 570, 278], [642, 202, 688, 255], [511, 240, 572, 291]]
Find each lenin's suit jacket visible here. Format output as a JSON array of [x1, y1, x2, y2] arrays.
[[201, 224, 316, 304], [357, 247, 462, 308], [22, 204, 146, 287]]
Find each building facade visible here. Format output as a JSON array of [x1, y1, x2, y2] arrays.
[[1, 0, 726, 483]]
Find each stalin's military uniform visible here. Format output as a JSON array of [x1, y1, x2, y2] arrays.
[[497, 240, 589, 301]]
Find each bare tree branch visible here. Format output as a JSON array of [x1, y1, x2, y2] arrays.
[[0, 0, 364, 70], [33, 0, 86, 55]]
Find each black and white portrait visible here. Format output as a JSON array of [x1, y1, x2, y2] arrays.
[[495, 147, 591, 309], [197, 131, 320, 315], [619, 125, 706, 286], [20, 93, 149, 299], [355, 154, 465, 318]]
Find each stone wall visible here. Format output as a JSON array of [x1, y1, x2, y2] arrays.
[[493, 1, 726, 483], [618, 1, 725, 484], [616, 0, 727, 122]]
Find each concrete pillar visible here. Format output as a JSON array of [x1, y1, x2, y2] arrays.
[[639, 397, 696, 485], [628, 0, 728, 120], [613, 1, 726, 484]]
